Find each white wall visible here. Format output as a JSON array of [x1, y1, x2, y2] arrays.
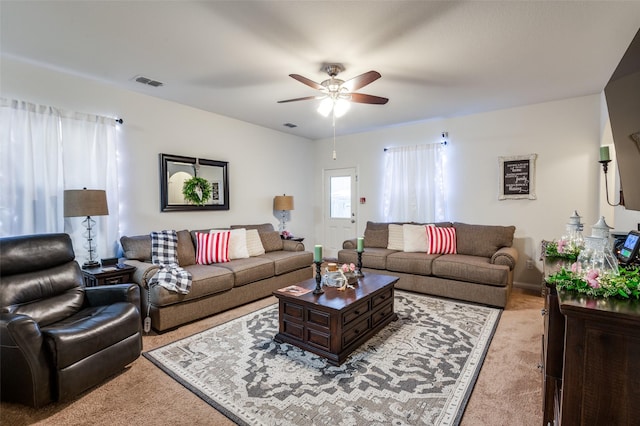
[[1, 58, 316, 254], [313, 95, 616, 287]]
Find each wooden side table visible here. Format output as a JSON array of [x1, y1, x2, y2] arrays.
[[81, 264, 136, 287]]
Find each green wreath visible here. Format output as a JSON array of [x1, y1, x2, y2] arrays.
[[182, 176, 212, 206]]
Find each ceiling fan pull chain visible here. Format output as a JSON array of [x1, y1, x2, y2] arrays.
[[332, 112, 337, 160]]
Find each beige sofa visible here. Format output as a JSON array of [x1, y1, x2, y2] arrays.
[[120, 224, 313, 332], [338, 221, 518, 307]]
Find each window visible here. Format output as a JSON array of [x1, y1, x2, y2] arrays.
[[0, 98, 120, 260], [382, 143, 446, 222]]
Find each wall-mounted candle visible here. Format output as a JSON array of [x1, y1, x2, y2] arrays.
[[357, 237, 364, 252], [314, 245, 322, 262], [600, 146, 610, 162]]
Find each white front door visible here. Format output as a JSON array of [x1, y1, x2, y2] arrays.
[[323, 167, 357, 259]]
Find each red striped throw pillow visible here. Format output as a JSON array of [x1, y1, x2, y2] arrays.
[[426, 225, 457, 254], [196, 231, 230, 264]]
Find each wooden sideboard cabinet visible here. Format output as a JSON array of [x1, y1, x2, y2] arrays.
[[542, 283, 640, 425]]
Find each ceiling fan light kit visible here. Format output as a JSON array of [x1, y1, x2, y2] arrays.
[[278, 63, 388, 118]]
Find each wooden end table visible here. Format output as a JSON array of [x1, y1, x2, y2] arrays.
[[81, 264, 136, 287], [273, 273, 398, 365]]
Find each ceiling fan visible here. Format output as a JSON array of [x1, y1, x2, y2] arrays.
[[278, 64, 389, 117]]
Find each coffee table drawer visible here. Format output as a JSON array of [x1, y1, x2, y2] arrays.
[[283, 302, 303, 319], [343, 301, 370, 326], [371, 300, 394, 328], [283, 320, 304, 339], [372, 288, 393, 309], [307, 328, 331, 351], [343, 316, 371, 347]]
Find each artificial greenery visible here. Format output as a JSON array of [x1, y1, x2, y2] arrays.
[[182, 176, 212, 206], [545, 240, 581, 262], [547, 266, 640, 300]]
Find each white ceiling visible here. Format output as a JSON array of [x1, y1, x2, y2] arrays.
[[2, 1, 639, 140]]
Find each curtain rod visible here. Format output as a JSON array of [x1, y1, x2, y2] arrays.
[[383, 141, 447, 151]]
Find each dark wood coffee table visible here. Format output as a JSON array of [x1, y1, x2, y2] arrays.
[[273, 273, 399, 365]]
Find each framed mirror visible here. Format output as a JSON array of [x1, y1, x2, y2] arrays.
[[160, 153, 229, 211]]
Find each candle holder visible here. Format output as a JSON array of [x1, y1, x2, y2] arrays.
[[313, 261, 324, 295], [354, 250, 365, 277]]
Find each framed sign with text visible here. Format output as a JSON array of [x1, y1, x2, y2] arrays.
[[499, 154, 537, 200]]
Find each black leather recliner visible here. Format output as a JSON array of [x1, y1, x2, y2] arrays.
[[0, 233, 142, 407]]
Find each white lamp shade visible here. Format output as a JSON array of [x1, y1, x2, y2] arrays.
[[317, 98, 333, 117], [334, 98, 351, 118]]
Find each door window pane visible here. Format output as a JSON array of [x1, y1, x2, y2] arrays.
[[330, 176, 351, 218]]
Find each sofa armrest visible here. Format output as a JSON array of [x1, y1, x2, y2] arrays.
[[84, 283, 141, 308], [0, 313, 51, 407], [123, 260, 159, 288], [282, 240, 305, 251], [343, 238, 357, 249], [491, 247, 519, 270]]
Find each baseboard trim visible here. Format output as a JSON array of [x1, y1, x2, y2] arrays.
[[513, 281, 541, 292]]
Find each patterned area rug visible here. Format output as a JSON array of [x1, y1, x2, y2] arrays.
[[144, 291, 501, 425]]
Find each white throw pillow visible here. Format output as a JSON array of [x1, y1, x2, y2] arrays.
[[387, 224, 404, 250], [403, 224, 429, 252], [245, 229, 266, 257], [213, 228, 249, 260]]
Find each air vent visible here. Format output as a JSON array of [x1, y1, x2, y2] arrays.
[[134, 75, 164, 87], [283, 123, 297, 128]]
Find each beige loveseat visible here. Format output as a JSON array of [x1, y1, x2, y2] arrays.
[[338, 221, 518, 307], [120, 224, 313, 332]]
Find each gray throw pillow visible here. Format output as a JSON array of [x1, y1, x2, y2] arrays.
[[260, 231, 284, 252]]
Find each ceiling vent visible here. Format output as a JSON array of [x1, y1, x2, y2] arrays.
[[134, 75, 164, 87], [283, 123, 297, 128]]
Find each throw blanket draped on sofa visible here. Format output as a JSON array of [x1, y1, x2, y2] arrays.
[[149, 230, 192, 294]]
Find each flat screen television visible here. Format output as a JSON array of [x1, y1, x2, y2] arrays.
[[604, 27, 640, 211]]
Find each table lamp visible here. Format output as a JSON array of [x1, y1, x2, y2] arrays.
[[64, 188, 109, 268], [274, 194, 294, 233]]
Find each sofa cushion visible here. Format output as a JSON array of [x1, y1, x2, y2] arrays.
[[426, 226, 457, 254], [453, 222, 515, 257], [337, 247, 397, 270], [261, 251, 314, 275], [216, 257, 274, 286], [386, 251, 440, 275], [231, 223, 275, 233], [260, 231, 284, 252], [228, 228, 249, 260], [121, 230, 195, 266], [195, 231, 230, 264], [42, 302, 140, 369], [403, 224, 429, 252], [364, 221, 389, 248], [387, 224, 404, 250], [149, 264, 234, 307], [432, 254, 509, 287], [246, 229, 266, 256]]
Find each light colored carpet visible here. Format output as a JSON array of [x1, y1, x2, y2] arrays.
[[0, 288, 543, 425], [144, 291, 501, 425]]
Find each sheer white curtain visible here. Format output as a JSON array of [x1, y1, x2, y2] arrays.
[[382, 143, 446, 222], [0, 98, 120, 261]]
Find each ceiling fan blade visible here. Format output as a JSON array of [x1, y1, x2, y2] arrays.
[[342, 71, 381, 92], [349, 93, 389, 105], [289, 74, 324, 90], [277, 95, 324, 103]]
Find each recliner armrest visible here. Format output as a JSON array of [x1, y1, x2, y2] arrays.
[[491, 246, 519, 270], [0, 313, 52, 407], [84, 284, 141, 309]]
